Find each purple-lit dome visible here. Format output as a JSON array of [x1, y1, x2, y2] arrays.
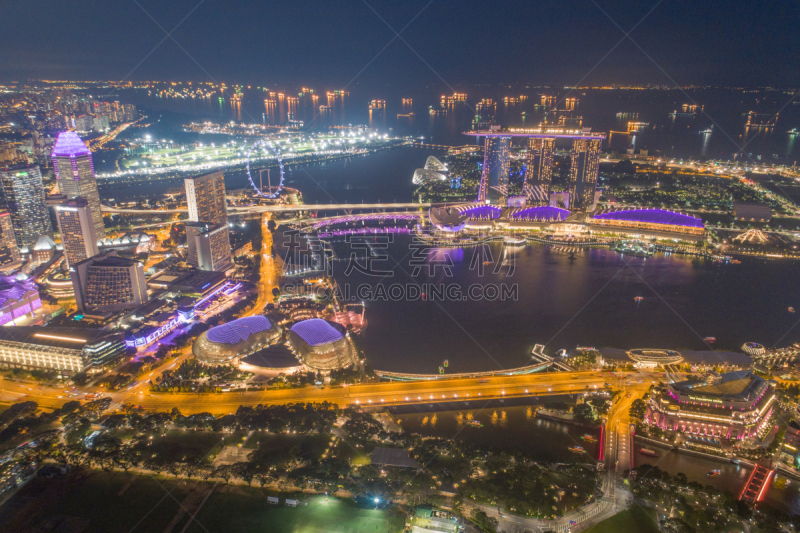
[[289, 318, 343, 346], [52, 131, 91, 158], [287, 319, 356, 371], [193, 315, 281, 364], [510, 206, 570, 221], [207, 316, 273, 344], [592, 208, 704, 228]]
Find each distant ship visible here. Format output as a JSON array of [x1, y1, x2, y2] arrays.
[[569, 446, 584, 453], [703, 337, 717, 343], [468, 420, 483, 427], [581, 434, 598, 442], [707, 470, 721, 478], [634, 296, 644, 302], [790, 307, 796, 313], [639, 449, 658, 457]]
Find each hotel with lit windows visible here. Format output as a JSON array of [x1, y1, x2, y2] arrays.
[[0, 327, 127, 374], [645, 371, 775, 440]]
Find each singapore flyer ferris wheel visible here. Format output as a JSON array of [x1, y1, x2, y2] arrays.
[[246, 140, 285, 198]]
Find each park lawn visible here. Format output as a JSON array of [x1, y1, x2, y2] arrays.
[[586, 505, 659, 533], [0, 470, 191, 533], [186, 491, 404, 533], [246, 432, 334, 455], [134, 429, 248, 463]]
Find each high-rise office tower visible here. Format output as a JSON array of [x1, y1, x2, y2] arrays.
[[184, 170, 227, 225], [568, 139, 602, 209], [55, 197, 99, 269], [524, 138, 555, 204], [71, 250, 148, 312], [0, 211, 21, 267], [52, 132, 106, 238], [478, 136, 511, 203], [0, 164, 52, 247], [185, 171, 229, 270], [186, 222, 233, 272]]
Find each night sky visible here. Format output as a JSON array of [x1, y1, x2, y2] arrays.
[[3, 0, 798, 87]]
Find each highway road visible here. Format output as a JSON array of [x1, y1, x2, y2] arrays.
[[0, 371, 632, 416]]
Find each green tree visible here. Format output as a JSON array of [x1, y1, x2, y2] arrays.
[[629, 398, 647, 420]]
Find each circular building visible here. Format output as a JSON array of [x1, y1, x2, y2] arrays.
[[626, 349, 683, 367], [287, 318, 357, 371], [193, 315, 282, 364]]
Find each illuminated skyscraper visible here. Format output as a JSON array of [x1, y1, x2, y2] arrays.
[[184, 170, 227, 225], [185, 171, 230, 270], [524, 138, 555, 204], [478, 136, 511, 203], [55, 197, 99, 269], [0, 164, 52, 247], [568, 139, 602, 209], [0, 211, 21, 267], [186, 222, 233, 272], [52, 132, 106, 238]]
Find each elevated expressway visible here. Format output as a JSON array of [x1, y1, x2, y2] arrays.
[[0, 371, 618, 416], [101, 202, 430, 215]]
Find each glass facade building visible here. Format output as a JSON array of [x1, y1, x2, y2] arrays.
[[568, 139, 602, 209], [478, 137, 510, 203], [0, 165, 52, 247], [55, 197, 99, 269]]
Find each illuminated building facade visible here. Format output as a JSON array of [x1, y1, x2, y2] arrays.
[[0, 165, 52, 247], [524, 138, 555, 203], [0, 211, 21, 267], [478, 136, 511, 203], [0, 327, 126, 374], [569, 139, 602, 209], [186, 222, 233, 272], [71, 250, 148, 312], [55, 197, 99, 269], [185, 171, 230, 270], [0, 275, 41, 326], [464, 129, 605, 207], [52, 132, 105, 239], [185, 170, 227, 225], [645, 371, 775, 440]]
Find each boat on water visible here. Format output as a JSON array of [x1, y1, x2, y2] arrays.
[[639, 448, 658, 457], [703, 337, 716, 343], [581, 434, 597, 442], [790, 307, 796, 313], [569, 446, 584, 453], [468, 420, 483, 427], [634, 296, 644, 302], [707, 469, 721, 478]]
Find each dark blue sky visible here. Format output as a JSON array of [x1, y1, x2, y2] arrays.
[[3, 0, 798, 88]]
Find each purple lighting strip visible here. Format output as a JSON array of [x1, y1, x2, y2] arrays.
[[511, 206, 570, 221], [593, 208, 704, 228], [311, 213, 418, 230], [318, 227, 411, 238]]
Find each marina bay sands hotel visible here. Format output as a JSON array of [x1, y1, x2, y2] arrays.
[[464, 127, 606, 208]]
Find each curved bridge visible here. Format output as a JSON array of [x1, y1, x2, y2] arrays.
[[310, 212, 422, 230]]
